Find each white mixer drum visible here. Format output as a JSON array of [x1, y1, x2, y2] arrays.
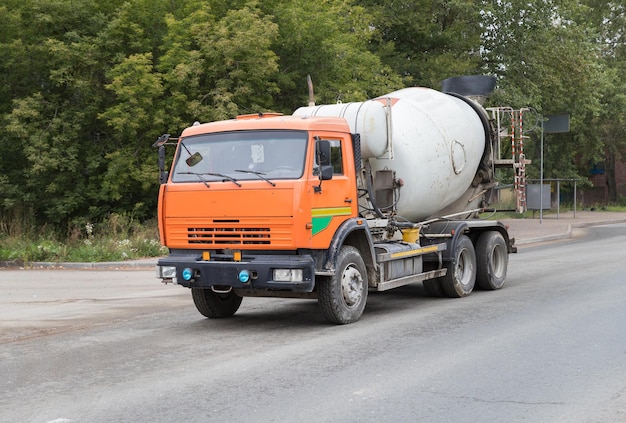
[[373, 87, 486, 220], [294, 87, 487, 221]]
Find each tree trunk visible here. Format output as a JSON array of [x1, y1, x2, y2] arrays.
[[606, 148, 617, 204]]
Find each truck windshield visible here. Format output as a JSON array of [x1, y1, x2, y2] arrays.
[[171, 130, 308, 183]]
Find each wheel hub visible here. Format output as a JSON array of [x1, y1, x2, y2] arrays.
[[341, 265, 363, 307], [456, 249, 474, 285]]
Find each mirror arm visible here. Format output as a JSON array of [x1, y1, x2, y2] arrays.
[[158, 146, 168, 184], [314, 136, 323, 193]]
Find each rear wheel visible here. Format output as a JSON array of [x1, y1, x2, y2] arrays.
[[476, 231, 508, 290], [318, 245, 368, 324], [439, 235, 476, 298], [191, 288, 242, 318]]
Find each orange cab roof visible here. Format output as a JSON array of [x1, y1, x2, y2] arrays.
[[180, 114, 350, 138]]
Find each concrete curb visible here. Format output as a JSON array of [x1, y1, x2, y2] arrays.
[[514, 218, 626, 246], [515, 233, 571, 246], [0, 259, 158, 271]]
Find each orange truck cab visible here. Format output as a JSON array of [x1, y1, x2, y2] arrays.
[[156, 114, 380, 323]]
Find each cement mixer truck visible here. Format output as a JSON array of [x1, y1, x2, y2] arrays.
[[154, 76, 516, 324]]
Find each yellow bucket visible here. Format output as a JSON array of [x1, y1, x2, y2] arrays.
[[401, 227, 420, 243]]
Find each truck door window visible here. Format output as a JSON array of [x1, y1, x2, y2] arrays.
[[314, 139, 343, 175]]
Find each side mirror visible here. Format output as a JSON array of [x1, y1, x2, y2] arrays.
[[314, 139, 333, 192], [319, 165, 333, 181], [316, 139, 333, 179], [316, 139, 331, 166]]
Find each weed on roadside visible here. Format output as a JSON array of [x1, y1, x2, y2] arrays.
[[0, 214, 167, 264]]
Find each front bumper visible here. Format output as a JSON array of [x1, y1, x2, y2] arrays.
[[156, 253, 315, 292]]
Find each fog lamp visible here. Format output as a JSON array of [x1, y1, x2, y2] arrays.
[[238, 269, 250, 283], [182, 268, 194, 281], [273, 269, 303, 282], [157, 266, 177, 279]]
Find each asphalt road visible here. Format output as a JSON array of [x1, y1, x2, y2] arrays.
[[1, 224, 626, 423]]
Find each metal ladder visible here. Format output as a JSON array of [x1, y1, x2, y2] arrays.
[[487, 107, 531, 213]]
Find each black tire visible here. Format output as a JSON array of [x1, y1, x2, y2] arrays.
[[475, 231, 508, 290], [423, 279, 444, 297], [439, 234, 476, 298], [318, 245, 368, 324], [191, 288, 242, 318]]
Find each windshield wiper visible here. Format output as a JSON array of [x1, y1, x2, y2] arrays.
[[178, 171, 211, 189], [234, 169, 276, 187], [202, 172, 242, 187]]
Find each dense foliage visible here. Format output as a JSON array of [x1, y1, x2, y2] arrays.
[[0, 0, 624, 236]]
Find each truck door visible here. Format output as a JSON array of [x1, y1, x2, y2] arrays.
[[309, 136, 357, 248]]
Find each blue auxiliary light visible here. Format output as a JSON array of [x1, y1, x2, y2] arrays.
[[182, 268, 194, 281], [238, 269, 250, 283]]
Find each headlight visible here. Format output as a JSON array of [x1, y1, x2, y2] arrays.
[[157, 265, 177, 279], [273, 269, 303, 282]]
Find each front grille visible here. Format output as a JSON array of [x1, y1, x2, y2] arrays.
[[167, 217, 294, 248], [188, 226, 271, 245]]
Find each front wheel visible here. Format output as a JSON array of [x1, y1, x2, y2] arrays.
[[475, 231, 508, 290], [439, 234, 476, 298], [191, 288, 242, 318], [318, 245, 368, 324]]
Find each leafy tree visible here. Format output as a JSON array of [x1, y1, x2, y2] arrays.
[[1, 0, 170, 230], [481, 0, 606, 183], [263, 0, 403, 108], [357, 0, 484, 89], [99, 53, 165, 216], [157, 1, 280, 124], [94, 0, 178, 221], [2, 0, 114, 229], [580, 1, 626, 202]]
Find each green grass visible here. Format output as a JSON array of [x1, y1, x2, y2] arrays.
[[588, 204, 626, 212], [0, 214, 167, 265]]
